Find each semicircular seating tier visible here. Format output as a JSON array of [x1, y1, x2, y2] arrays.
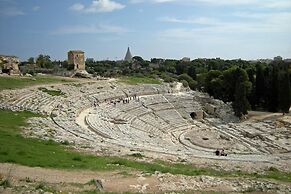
[[0, 80, 290, 162]]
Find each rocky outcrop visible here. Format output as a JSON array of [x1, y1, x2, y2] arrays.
[[0, 55, 20, 75]]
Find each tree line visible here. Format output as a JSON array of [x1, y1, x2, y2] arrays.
[[86, 57, 291, 117], [22, 55, 291, 117]]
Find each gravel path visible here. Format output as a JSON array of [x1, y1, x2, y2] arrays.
[[1, 163, 290, 193]]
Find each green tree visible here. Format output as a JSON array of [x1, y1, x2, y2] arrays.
[[232, 68, 251, 117], [187, 66, 197, 80], [266, 65, 279, 112], [222, 67, 238, 102], [255, 63, 265, 106], [278, 69, 291, 113], [246, 68, 256, 109], [189, 80, 198, 90], [36, 54, 52, 69], [133, 56, 144, 62], [210, 78, 224, 99], [85, 58, 94, 66], [196, 73, 207, 90], [175, 62, 188, 75], [181, 80, 189, 88], [27, 57, 34, 64], [205, 70, 222, 98], [178, 73, 193, 83], [61, 60, 68, 69]]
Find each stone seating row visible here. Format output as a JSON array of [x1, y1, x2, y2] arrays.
[[138, 113, 169, 131], [86, 113, 119, 139], [140, 94, 168, 105], [147, 102, 174, 111], [0, 89, 63, 114]]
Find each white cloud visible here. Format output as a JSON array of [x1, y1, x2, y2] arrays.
[[158, 11, 291, 41], [70, 3, 84, 11], [265, 1, 291, 8], [51, 24, 128, 35], [129, 0, 176, 4], [32, 6, 40, 11], [129, 0, 146, 3], [0, 0, 25, 16], [0, 7, 24, 16], [159, 16, 218, 25], [70, 0, 125, 13], [199, 0, 291, 8], [130, 0, 291, 8], [154, 0, 176, 3]]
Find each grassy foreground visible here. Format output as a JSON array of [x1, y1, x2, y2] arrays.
[[119, 76, 161, 85], [0, 109, 290, 182], [0, 75, 73, 91]]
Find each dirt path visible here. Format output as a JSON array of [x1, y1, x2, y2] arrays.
[[1, 163, 291, 193], [247, 111, 290, 122], [0, 163, 158, 193]]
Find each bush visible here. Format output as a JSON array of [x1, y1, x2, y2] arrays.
[[189, 80, 198, 90], [0, 178, 11, 188], [72, 156, 82, 161], [129, 153, 144, 158], [268, 166, 279, 172], [163, 76, 176, 83], [28, 70, 35, 76], [61, 140, 70, 145], [178, 74, 193, 83], [181, 80, 189, 87]]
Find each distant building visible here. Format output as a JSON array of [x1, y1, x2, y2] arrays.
[[181, 57, 190, 62], [68, 50, 85, 70], [124, 47, 133, 62], [0, 55, 20, 75]]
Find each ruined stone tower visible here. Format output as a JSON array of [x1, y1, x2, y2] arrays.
[[68, 50, 85, 70]]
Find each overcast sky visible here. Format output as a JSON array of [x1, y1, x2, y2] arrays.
[[0, 0, 291, 61]]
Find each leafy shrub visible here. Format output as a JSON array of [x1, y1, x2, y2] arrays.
[[72, 156, 82, 161], [61, 140, 70, 145], [189, 80, 198, 90], [0, 178, 11, 188], [129, 153, 144, 158], [178, 74, 193, 83], [181, 80, 189, 87]]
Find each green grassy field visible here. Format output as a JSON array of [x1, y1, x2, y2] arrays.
[[0, 109, 290, 182], [119, 76, 161, 85], [0, 76, 73, 91]]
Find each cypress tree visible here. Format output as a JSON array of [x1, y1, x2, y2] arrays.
[[233, 80, 250, 117], [278, 70, 291, 113], [255, 63, 265, 106], [246, 68, 256, 109], [233, 68, 251, 118], [267, 64, 279, 112]]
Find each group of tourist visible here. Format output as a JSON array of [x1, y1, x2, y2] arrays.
[[215, 148, 227, 156], [100, 94, 140, 107], [121, 94, 140, 104]]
